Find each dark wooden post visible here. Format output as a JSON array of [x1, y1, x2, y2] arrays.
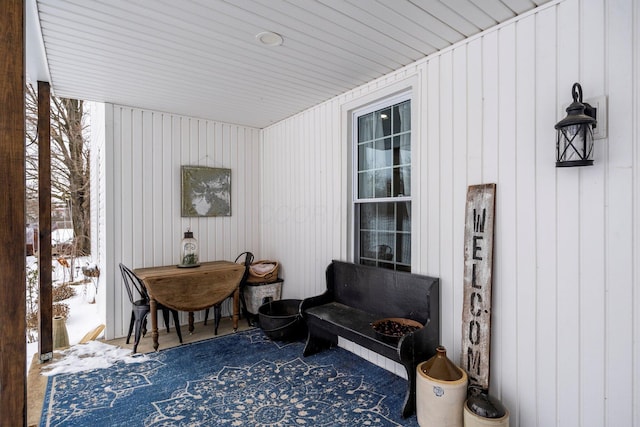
[[38, 80, 53, 362], [0, 0, 27, 424]]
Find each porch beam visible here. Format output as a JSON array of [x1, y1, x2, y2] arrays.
[[38, 80, 53, 361], [0, 0, 27, 424]]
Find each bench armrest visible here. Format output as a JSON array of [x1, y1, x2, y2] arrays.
[[398, 317, 438, 365], [300, 290, 333, 317]]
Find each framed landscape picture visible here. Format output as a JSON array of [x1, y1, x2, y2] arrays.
[[181, 166, 231, 217]]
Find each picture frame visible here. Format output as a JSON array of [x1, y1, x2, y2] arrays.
[[181, 166, 231, 217]]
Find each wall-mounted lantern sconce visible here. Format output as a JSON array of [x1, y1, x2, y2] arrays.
[[555, 82, 597, 167]]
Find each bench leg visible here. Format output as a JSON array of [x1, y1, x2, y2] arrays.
[[302, 329, 336, 357], [401, 362, 417, 418]]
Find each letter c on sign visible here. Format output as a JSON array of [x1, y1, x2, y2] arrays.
[[470, 292, 483, 317]]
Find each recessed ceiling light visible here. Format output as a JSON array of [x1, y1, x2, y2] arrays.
[[256, 31, 284, 46]]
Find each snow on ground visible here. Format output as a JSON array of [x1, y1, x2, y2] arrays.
[[26, 255, 108, 371], [40, 341, 148, 376]]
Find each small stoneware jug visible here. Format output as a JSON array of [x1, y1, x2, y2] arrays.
[[463, 387, 509, 427], [416, 346, 468, 427]]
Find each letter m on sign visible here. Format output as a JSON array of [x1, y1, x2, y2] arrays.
[[461, 183, 496, 392]]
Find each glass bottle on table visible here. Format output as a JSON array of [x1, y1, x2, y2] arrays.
[[180, 229, 199, 266]]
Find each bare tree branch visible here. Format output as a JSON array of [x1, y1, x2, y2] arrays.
[[25, 83, 91, 255]]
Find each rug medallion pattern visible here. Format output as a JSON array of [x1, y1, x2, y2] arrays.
[[41, 329, 418, 426]]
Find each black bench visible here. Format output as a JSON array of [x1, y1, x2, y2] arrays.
[[300, 260, 440, 418]]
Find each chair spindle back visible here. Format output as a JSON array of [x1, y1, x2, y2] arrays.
[[119, 263, 150, 303]]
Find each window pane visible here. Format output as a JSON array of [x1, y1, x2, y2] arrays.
[[396, 233, 411, 264], [392, 168, 401, 197], [374, 169, 391, 198], [394, 166, 410, 197], [377, 203, 395, 231], [393, 136, 401, 166], [358, 114, 374, 142], [360, 230, 375, 259], [397, 201, 411, 232], [358, 142, 374, 171], [358, 171, 374, 199], [377, 232, 394, 260], [374, 138, 392, 169], [398, 134, 411, 165], [393, 101, 411, 133], [360, 203, 376, 230], [376, 108, 392, 138], [376, 244, 394, 261]]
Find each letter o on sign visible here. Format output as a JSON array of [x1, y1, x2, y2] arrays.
[[468, 320, 481, 345]]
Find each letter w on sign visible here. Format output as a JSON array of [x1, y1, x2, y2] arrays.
[[461, 183, 496, 391]]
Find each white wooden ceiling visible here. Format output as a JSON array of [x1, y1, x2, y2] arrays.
[[34, 0, 550, 128]]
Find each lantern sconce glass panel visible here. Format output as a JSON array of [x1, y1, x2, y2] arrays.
[[555, 82, 597, 167]]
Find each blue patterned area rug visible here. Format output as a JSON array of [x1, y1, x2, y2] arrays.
[[40, 329, 419, 426]]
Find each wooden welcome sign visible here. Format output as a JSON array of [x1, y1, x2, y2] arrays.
[[461, 183, 496, 391]]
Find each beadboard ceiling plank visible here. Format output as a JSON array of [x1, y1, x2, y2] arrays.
[[314, 0, 428, 62], [500, 0, 538, 14], [387, 0, 467, 44], [439, 0, 498, 30], [409, 0, 480, 39], [356, 0, 447, 51], [469, 0, 517, 21]]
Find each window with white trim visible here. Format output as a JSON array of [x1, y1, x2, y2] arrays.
[[353, 95, 411, 272]]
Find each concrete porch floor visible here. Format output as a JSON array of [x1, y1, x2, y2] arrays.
[[27, 316, 254, 426]]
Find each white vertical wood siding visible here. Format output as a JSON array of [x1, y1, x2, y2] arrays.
[[103, 107, 261, 340], [260, 1, 639, 426]]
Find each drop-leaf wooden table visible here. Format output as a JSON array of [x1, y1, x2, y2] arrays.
[[135, 261, 245, 351]]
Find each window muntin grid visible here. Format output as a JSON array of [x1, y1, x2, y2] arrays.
[[354, 98, 411, 271], [356, 100, 411, 200]]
